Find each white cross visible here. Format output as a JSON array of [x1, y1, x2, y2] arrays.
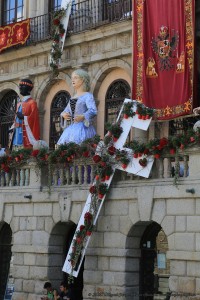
[[62, 99, 154, 277]]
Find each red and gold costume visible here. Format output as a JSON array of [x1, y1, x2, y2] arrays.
[[14, 96, 40, 148]]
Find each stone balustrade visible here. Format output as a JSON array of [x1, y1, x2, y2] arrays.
[[0, 148, 195, 188]]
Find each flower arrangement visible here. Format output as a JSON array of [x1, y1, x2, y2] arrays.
[[127, 140, 146, 158], [97, 183, 108, 199], [122, 102, 135, 119], [69, 211, 94, 270], [105, 122, 123, 142], [136, 102, 155, 120], [115, 149, 131, 169], [50, 8, 66, 76]]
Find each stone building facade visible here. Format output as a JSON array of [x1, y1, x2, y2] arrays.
[[0, 1, 200, 300]]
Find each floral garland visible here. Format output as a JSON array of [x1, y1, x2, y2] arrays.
[[50, 8, 67, 77], [1, 101, 200, 281]]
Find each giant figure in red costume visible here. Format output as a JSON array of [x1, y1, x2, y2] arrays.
[[12, 78, 40, 148]]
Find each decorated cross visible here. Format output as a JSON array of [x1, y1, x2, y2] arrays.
[[62, 99, 154, 279]]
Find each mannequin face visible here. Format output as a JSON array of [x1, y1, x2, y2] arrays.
[[19, 84, 31, 96], [71, 73, 84, 91]]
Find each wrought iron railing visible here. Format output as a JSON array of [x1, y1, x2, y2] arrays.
[[3, 0, 132, 47]]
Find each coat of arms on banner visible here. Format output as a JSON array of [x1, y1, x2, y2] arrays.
[[151, 25, 179, 71]]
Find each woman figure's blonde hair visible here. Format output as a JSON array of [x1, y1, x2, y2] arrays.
[[72, 69, 91, 92]]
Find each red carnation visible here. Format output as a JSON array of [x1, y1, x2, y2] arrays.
[[89, 185, 97, 194], [84, 212, 93, 221], [76, 237, 83, 244], [159, 137, 168, 148], [3, 165, 10, 173], [31, 150, 39, 157], [108, 146, 116, 156], [79, 225, 85, 231], [53, 18, 60, 26], [93, 154, 101, 163], [82, 151, 90, 157], [86, 231, 92, 236]]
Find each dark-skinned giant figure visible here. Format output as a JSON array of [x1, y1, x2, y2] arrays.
[[12, 79, 40, 148]]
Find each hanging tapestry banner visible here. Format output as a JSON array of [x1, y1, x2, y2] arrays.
[[0, 19, 30, 53], [132, 0, 195, 120]]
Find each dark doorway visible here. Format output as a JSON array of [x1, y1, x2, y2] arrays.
[[139, 222, 161, 300], [48, 221, 84, 300], [0, 222, 12, 300]]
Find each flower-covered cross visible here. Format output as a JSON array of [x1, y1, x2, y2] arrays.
[[62, 99, 155, 281]]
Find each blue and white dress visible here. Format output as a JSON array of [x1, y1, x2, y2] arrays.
[[57, 92, 97, 145]]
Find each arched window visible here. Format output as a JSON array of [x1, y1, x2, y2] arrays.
[[0, 91, 18, 148], [2, 0, 24, 25], [105, 79, 131, 124], [49, 91, 71, 149]]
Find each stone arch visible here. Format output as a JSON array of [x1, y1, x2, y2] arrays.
[[125, 221, 170, 300], [48, 221, 84, 300], [0, 222, 12, 300], [91, 59, 131, 97], [91, 60, 131, 138], [0, 82, 19, 99]]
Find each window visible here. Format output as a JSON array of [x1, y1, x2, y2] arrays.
[[2, 0, 24, 25], [49, 0, 61, 12], [105, 79, 131, 125], [0, 91, 18, 148], [49, 91, 71, 149]]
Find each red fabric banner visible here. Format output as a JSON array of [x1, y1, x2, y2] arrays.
[[132, 0, 195, 120], [0, 19, 30, 53]]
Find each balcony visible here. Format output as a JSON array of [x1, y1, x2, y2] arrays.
[[0, 0, 132, 51], [0, 146, 198, 190]]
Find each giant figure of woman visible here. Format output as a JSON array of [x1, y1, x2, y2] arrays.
[[57, 69, 97, 145]]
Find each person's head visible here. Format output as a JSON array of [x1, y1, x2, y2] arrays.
[[59, 281, 68, 292], [19, 78, 33, 96], [43, 281, 52, 292], [71, 69, 90, 92]]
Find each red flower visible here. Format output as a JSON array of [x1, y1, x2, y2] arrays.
[[159, 137, 168, 148], [105, 175, 110, 180], [79, 225, 85, 231], [53, 18, 60, 26], [113, 137, 118, 142], [31, 150, 39, 157], [82, 151, 90, 157], [121, 163, 127, 169], [170, 148, 176, 155], [98, 193, 104, 199], [86, 231, 92, 236], [100, 161, 106, 167], [89, 185, 97, 194], [84, 212, 93, 221], [95, 175, 100, 180], [108, 146, 116, 156], [143, 149, 149, 155], [93, 154, 101, 163], [124, 114, 129, 119], [76, 237, 83, 244], [3, 165, 10, 173]]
